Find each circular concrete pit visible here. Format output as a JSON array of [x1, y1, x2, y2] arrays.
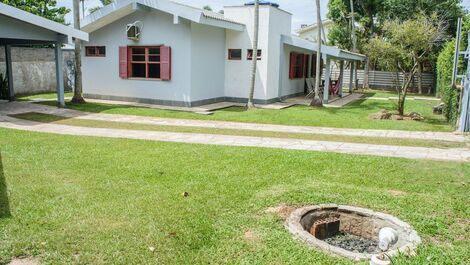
[[285, 204, 421, 261]]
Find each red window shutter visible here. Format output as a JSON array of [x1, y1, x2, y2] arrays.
[[160, 46, 171, 81], [289, 52, 296, 79], [119, 46, 128, 78], [304, 54, 310, 78]]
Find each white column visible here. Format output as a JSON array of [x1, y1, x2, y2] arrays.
[[54, 43, 65, 107], [5, 45, 14, 101], [339, 60, 344, 97], [349, 62, 354, 94], [323, 57, 331, 104]]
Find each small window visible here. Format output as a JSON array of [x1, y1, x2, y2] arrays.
[[228, 49, 242, 60], [85, 46, 106, 57], [247, 49, 262, 60]]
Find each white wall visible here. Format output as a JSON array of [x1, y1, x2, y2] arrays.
[[279, 45, 314, 97], [82, 9, 193, 104], [190, 23, 226, 102], [298, 23, 333, 43], [224, 5, 295, 102]]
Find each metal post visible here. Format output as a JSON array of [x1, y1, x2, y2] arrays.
[[5, 45, 14, 101], [55, 43, 65, 107], [451, 17, 462, 88], [323, 57, 331, 104]]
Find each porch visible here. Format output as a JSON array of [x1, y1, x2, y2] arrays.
[[281, 35, 366, 104]]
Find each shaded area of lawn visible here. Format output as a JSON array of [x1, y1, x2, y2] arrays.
[[16, 91, 73, 101], [0, 128, 468, 264], [39, 97, 451, 132], [0, 152, 10, 218], [10, 112, 465, 149]]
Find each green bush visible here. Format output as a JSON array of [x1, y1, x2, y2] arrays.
[[436, 16, 470, 126], [436, 40, 460, 125]]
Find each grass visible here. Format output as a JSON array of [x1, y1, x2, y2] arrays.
[[10, 112, 465, 149], [0, 128, 469, 264], [16, 91, 73, 101], [38, 96, 451, 132]]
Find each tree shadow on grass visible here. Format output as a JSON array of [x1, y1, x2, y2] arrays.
[[0, 151, 11, 218]]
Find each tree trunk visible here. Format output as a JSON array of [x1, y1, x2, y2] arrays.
[[363, 58, 370, 90], [247, 0, 259, 109], [72, 0, 85, 104], [417, 61, 422, 94], [310, 0, 323, 107]]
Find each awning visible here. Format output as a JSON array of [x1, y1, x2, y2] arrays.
[[281, 34, 366, 62]]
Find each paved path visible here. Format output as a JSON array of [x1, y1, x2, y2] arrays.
[[0, 101, 466, 143], [1, 115, 469, 162], [0, 102, 469, 162]]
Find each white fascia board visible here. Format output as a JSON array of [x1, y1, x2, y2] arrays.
[[281, 34, 365, 61], [81, 1, 138, 33], [199, 16, 244, 31], [0, 2, 88, 42], [81, 0, 243, 33]]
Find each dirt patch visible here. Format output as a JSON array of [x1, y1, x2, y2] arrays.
[[369, 109, 424, 121], [387, 189, 408, 197], [243, 229, 261, 243], [8, 257, 40, 265], [265, 203, 296, 220]]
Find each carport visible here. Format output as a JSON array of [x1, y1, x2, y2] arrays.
[[0, 2, 88, 107]]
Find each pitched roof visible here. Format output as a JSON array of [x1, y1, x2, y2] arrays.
[[81, 0, 245, 33], [0, 2, 88, 42]]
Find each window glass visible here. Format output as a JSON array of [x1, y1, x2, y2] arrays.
[[247, 49, 262, 60], [228, 49, 242, 60], [131, 63, 146, 78], [148, 64, 161, 78]]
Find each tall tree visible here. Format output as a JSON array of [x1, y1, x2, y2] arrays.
[[247, 0, 259, 109], [365, 15, 447, 115], [72, 0, 85, 104], [311, 0, 323, 106], [0, 0, 69, 24]]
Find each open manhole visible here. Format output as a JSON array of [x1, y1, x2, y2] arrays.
[[285, 204, 421, 261]]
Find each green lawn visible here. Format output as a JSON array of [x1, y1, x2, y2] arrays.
[[39, 96, 451, 132], [16, 91, 73, 101], [0, 128, 469, 264], [10, 112, 465, 149]]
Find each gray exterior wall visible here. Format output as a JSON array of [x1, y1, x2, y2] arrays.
[[82, 8, 227, 106], [0, 46, 74, 94]]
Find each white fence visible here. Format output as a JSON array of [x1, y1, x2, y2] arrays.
[[326, 69, 435, 93]]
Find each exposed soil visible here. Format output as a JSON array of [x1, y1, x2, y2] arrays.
[[265, 204, 296, 220], [8, 257, 40, 265]]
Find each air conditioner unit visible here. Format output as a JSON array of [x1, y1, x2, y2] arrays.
[[126, 21, 143, 40]]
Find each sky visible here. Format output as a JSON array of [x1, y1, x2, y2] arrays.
[[57, 0, 470, 32]]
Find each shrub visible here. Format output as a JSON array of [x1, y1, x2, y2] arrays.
[[436, 40, 460, 125]]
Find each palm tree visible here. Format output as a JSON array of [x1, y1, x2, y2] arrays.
[[247, 0, 259, 109], [72, 0, 85, 103], [311, 0, 323, 107]]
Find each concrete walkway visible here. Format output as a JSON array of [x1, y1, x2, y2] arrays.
[[1, 115, 469, 162], [0, 101, 466, 143], [0, 102, 469, 162]]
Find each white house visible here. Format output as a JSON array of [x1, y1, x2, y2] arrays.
[[80, 0, 364, 107], [296, 19, 334, 44]]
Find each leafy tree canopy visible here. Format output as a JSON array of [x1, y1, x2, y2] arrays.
[[0, 0, 69, 24]]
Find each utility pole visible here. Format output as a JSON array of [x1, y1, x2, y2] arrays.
[[350, 0, 358, 91], [311, 0, 323, 107], [72, 0, 85, 103], [247, 0, 259, 109]]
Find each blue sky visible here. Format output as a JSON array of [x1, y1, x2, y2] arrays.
[[58, 0, 470, 31]]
